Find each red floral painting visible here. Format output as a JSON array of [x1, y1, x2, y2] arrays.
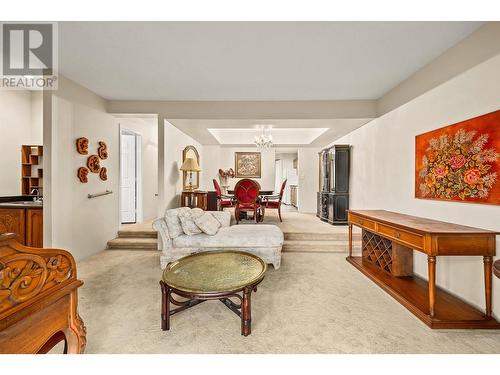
[[415, 110, 500, 205]]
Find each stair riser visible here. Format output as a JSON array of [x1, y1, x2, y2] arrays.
[[117, 231, 157, 238], [107, 244, 157, 250], [284, 233, 361, 241]]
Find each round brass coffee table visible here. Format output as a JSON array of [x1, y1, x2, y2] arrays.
[[160, 250, 267, 336]]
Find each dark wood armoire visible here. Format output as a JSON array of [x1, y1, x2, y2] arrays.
[[317, 144, 350, 225]]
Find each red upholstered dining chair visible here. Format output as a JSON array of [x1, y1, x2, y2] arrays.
[[233, 179, 263, 224], [262, 179, 287, 222], [213, 179, 235, 211]]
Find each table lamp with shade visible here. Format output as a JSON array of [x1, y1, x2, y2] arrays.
[[180, 157, 201, 191]]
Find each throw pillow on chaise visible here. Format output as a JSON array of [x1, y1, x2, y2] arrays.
[[194, 212, 222, 235], [164, 207, 190, 238], [179, 208, 204, 236]]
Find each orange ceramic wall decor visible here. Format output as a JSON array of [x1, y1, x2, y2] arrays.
[[98, 141, 108, 160], [415, 110, 500, 205], [77, 167, 89, 183], [99, 167, 107, 181], [86, 155, 101, 173], [76, 137, 89, 155]]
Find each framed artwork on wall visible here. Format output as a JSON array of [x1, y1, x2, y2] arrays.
[[415, 109, 500, 205], [235, 152, 261, 178]]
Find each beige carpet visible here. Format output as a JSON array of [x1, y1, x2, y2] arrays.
[[72, 250, 500, 354]]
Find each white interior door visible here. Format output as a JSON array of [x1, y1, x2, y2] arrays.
[[121, 132, 137, 223]]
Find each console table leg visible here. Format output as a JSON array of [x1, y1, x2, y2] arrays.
[[348, 224, 353, 258], [484, 256, 493, 318], [160, 281, 170, 330], [241, 287, 252, 336], [428, 256, 436, 317]]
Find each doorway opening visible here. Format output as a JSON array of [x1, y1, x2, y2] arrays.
[[120, 128, 142, 224], [274, 150, 299, 209]]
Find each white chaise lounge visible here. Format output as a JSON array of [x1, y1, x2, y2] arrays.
[[153, 208, 284, 269]]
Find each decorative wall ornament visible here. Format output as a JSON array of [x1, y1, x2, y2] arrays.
[[97, 141, 108, 160], [77, 167, 89, 183], [415, 109, 500, 205], [86, 155, 101, 174], [77, 138, 109, 183], [76, 137, 89, 155], [235, 152, 261, 178], [99, 167, 107, 181]]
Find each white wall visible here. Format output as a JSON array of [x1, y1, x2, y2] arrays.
[[163, 120, 203, 210], [0, 91, 43, 196], [201, 146, 275, 191], [47, 76, 120, 260], [118, 117, 158, 221], [333, 53, 500, 318], [297, 147, 320, 213]]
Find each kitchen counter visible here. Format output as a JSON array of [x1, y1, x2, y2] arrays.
[[0, 201, 43, 208]]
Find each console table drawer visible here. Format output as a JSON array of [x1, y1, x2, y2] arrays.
[[349, 215, 375, 230], [377, 224, 423, 249]]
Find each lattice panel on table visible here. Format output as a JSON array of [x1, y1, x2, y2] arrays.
[[362, 230, 393, 273]]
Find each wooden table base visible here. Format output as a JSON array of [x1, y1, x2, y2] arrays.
[[347, 256, 500, 329], [160, 281, 258, 336]]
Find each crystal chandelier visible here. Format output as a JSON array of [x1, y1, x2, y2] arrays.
[[254, 126, 273, 148]]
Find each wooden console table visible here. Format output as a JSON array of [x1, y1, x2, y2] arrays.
[[0, 233, 86, 353], [347, 210, 500, 329]]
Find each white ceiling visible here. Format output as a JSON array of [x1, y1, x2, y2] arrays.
[[168, 119, 371, 146], [208, 127, 329, 145], [59, 21, 482, 101]]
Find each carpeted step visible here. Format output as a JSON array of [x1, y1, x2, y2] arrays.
[[107, 237, 158, 250], [117, 230, 157, 238], [282, 240, 361, 253]]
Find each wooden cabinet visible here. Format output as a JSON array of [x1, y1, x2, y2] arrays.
[[181, 191, 207, 210], [26, 209, 43, 248], [317, 145, 350, 225], [0, 207, 42, 247], [0, 208, 25, 245]]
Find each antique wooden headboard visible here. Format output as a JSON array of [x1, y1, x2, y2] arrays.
[[0, 233, 86, 354]]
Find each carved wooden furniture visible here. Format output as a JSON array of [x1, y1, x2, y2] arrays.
[[234, 179, 264, 223], [182, 146, 200, 191], [317, 145, 350, 225], [160, 250, 266, 336], [21, 145, 43, 196], [262, 179, 287, 222], [180, 190, 207, 210], [0, 233, 86, 353], [347, 210, 500, 329], [0, 205, 43, 247], [213, 179, 235, 211]]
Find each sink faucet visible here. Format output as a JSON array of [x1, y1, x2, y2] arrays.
[[30, 188, 42, 203]]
